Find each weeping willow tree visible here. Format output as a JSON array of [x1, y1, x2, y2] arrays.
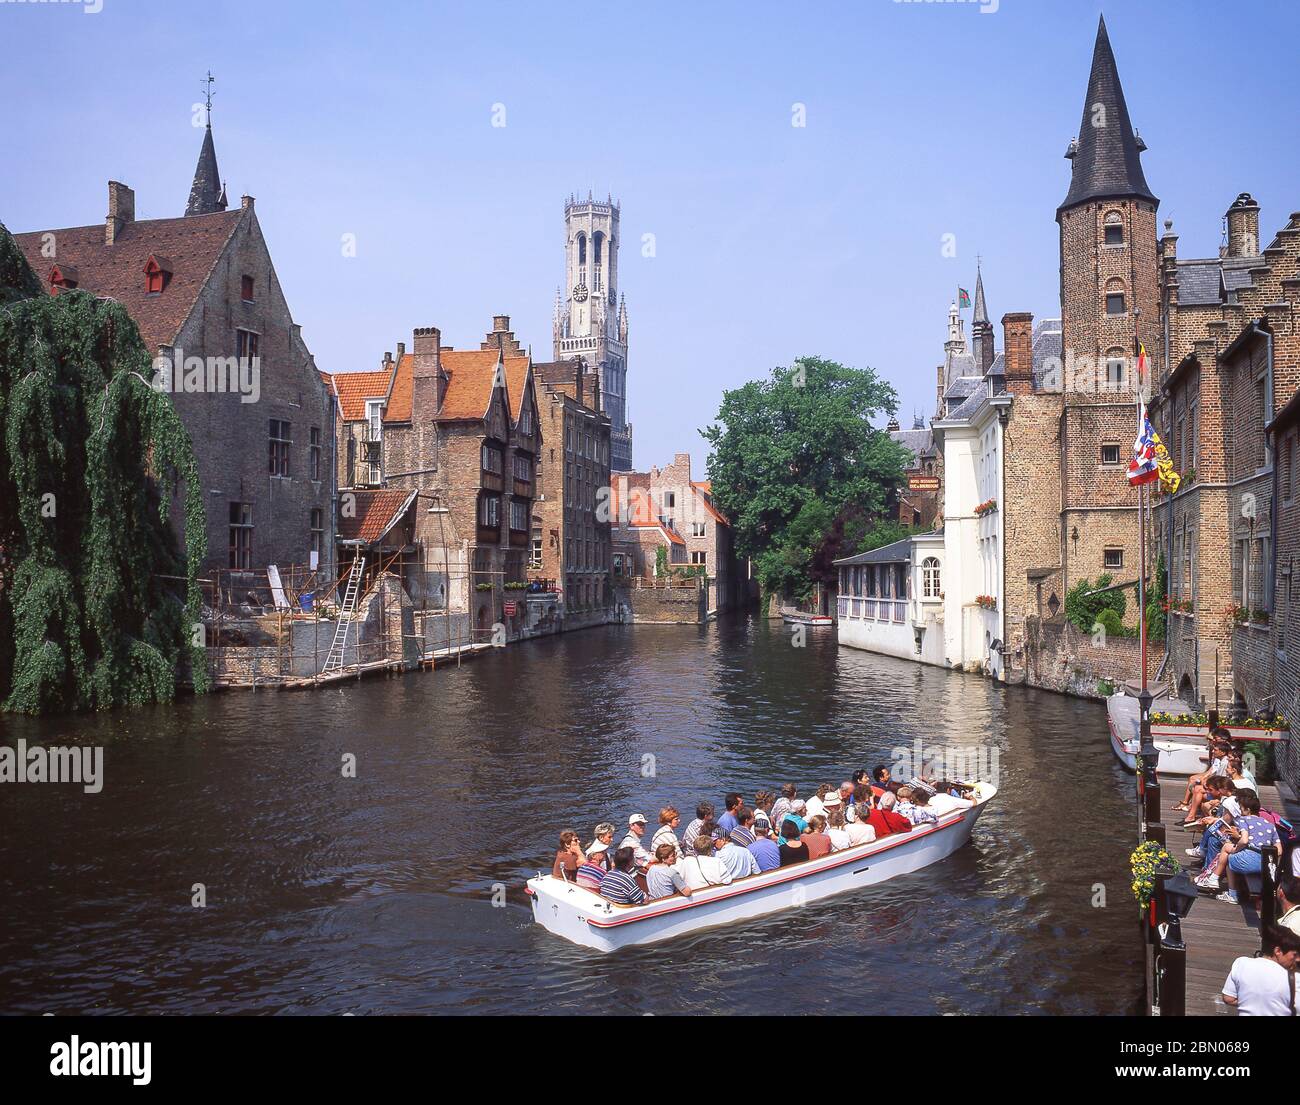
[[0, 223, 207, 714]]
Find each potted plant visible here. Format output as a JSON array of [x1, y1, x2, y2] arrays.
[[1130, 840, 1177, 911]]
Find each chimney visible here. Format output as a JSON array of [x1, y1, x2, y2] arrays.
[[1002, 312, 1035, 395], [396, 341, 405, 359], [674, 452, 691, 479], [105, 181, 135, 245], [1226, 193, 1260, 258], [413, 326, 441, 378], [492, 314, 510, 333], [574, 359, 584, 406], [591, 365, 601, 412]]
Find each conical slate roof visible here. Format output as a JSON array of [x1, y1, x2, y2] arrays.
[[972, 267, 989, 324], [1059, 16, 1156, 212], [185, 125, 228, 217]]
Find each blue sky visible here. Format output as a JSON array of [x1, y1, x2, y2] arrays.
[[3, 0, 1297, 475]]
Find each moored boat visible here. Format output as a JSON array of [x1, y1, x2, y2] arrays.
[[526, 782, 995, 951], [782, 613, 834, 626], [1106, 691, 1205, 775]]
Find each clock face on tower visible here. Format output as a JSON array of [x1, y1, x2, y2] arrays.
[[572, 284, 588, 302]]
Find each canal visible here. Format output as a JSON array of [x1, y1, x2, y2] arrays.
[[0, 616, 1142, 1015]]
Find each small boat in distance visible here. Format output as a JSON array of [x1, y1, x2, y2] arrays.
[[526, 783, 996, 951], [782, 612, 834, 627], [1106, 690, 1205, 775]]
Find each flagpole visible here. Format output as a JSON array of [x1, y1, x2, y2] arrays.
[[1135, 327, 1148, 695]]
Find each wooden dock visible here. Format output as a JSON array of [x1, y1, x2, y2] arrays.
[[1155, 776, 1296, 1015]]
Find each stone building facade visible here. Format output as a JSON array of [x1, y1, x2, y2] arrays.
[[553, 194, 632, 470], [14, 120, 335, 593], [531, 358, 613, 622]]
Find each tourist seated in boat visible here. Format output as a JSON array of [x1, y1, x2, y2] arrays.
[[599, 847, 648, 905], [749, 815, 781, 871], [838, 781, 856, 809], [825, 808, 853, 852], [576, 841, 612, 893], [717, 793, 744, 835], [620, 814, 653, 870], [652, 807, 683, 860], [646, 843, 693, 901], [895, 786, 938, 826], [681, 802, 716, 857], [552, 830, 586, 880], [588, 822, 616, 860], [754, 790, 776, 825], [713, 829, 759, 880], [805, 784, 832, 820], [801, 815, 833, 859], [729, 807, 757, 847], [680, 834, 735, 890], [851, 770, 870, 800], [770, 784, 797, 828], [1193, 791, 1281, 903], [842, 802, 876, 846], [851, 782, 874, 812], [871, 764, 899, 796], [865, 792, 914, 838], [778, 819, 811, 866]]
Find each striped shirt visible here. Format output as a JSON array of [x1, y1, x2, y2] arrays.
[[770, 798, 793, 828], [575, 862, 606, 893], [651, 824, 682, 860], [729, 826, 756, 847], [598, 868, 646, 905], [681, 819, 711, 856]]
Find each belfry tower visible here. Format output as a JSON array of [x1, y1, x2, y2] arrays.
[[553, 193, 631, 470]]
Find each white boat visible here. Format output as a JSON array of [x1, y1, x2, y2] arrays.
[[526, 783, 995, 951], [1106, 691, 1206, 775], [782, 613, 834, 626]]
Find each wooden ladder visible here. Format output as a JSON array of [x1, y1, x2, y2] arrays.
[[322, 555, 366, 673]]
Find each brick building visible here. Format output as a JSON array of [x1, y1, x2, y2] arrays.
[[531, 358, 613, 623], [325, 315, 541, 640], [610, 454, 741, 614], [1269, 391, 1300, 783], [13, 117, 335, 592]]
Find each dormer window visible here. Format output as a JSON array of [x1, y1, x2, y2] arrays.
[[144, 254, 173, 295], [241, 274, 255, 302], [49, 264, 78, 291]]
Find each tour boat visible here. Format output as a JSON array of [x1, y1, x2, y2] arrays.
[[1106, 691, 1206, 775], [526, 783, 995, 951]]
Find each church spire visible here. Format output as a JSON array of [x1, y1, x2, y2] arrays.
[[185, 72, 228, 217], [971, 261, 995, 375], [1059, 15, 1156, 212], [972, 263, 989, 325]]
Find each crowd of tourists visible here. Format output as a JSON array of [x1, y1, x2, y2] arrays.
[[548, 764, 979, 907]]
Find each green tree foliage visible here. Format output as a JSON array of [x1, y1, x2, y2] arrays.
[[1146, 553, 1167, 643], [702, 357, 907, 600], [1064, 573, 1128, 634], [0, 223, 207, 713]]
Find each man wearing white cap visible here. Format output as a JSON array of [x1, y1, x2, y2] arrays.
[[620, 813, 652, 870], [575, 841, 610, 893]]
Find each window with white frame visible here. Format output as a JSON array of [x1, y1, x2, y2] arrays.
[[921, 557, 941, 599]]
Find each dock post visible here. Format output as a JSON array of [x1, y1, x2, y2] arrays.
[[1155, 912, 1187, 1017]]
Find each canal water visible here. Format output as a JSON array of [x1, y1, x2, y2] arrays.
[[0, 616, 1142, 1015]]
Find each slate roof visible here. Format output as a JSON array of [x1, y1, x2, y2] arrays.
[[337, 488, 418, 546], [890, 428, 934, 466], [834, 537, 912, 566], [1032, 318, 1063, 388], [1060, 16, 1157, 211], [185, 124, 227, 217], [1176, 256, 1259, 307], [12, 209, 244, 353]]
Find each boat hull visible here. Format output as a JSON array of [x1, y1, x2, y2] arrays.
[[1106, 693, 1206, 775], [527, 785, 994, 951]]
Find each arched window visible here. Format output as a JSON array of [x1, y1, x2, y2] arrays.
[[576, 234, 586, 264], [593, 231, 604, 264], [1104, 210, 1124, 246], [921, 557, 941, 599]]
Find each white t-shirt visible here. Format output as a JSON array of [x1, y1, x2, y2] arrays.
[[680, 854, 733, 891], [844, 821, 876, 846], [1223, 955, 1295, 1016], [1220, 795, 1242, 819], [928, 793, 973, 817], [805, 797, 826, 820], [827, 827, 852, 852]]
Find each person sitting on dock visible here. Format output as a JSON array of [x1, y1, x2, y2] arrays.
[[749, 817, 781, 871], [681, 835, 735, 890], [1277, 873, 1300, 936], [1184, 778, 1237, 860], [729, 808, 757, 847], [716, 793, 744, 835], [713, 830, 759, 880], [1175, 730, 1231, 814], [576, 842, 611, 893], [778, 819, 811, 866], [842, 803, 876, 846], [620, 814, 653, 871], [681, 803, 716, 857], [1227, 749, 1258, 795], [552, 830, 586, 881], [646, 843, 692, 901], [770, 784, 797, 829], [652, 808, 683, 861], [599, 847, 647, 906], [1194, 792, 1281, 902], [866, 792, 914, 839], [801, 815, 833, 859], [1221, 926, 1300, 1015]]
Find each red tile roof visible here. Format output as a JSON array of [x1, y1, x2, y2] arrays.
[[437, 349, 530, 422], [387, 353, 414, 422], [324, 368, 395, 422], [12, 210, 244, 352], [691, 481, 729, 526], [337, 488, 418, 545]]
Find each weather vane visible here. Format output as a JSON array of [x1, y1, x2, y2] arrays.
[[202, 70, 215, 126]]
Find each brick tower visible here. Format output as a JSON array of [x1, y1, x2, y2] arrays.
[[553, 193, 632, 470], [1055, 14, 1159, 618]]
